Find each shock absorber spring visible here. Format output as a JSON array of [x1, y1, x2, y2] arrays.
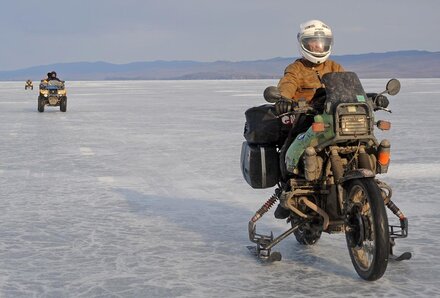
[[251, 193, 279, 223], [386, 200, 406, 220], [376, 179, 406, 220]]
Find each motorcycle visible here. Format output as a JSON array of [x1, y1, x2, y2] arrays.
[[240, 72, 410, 281]]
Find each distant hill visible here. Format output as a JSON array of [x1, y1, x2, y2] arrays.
[[1, 50, 439, 81]]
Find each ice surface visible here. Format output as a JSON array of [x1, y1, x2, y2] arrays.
[[0, 79, 439, 297]]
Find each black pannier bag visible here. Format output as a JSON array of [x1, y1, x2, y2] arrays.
[[244, 104, 281, 145], [240, 142, 280, 189]]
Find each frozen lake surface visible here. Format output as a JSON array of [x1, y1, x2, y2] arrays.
[[0, 78, 439, 297]]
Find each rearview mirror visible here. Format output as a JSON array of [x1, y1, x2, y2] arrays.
[[263, 86, 281, 103], [386, 79, 400, 96]]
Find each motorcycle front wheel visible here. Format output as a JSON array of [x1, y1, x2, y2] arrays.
[[345, 178, 389, 281]]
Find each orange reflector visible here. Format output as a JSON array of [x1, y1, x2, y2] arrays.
[[377, 120, 391, 131], [378, 151, 390, 165], [312, 122, 325, 132]]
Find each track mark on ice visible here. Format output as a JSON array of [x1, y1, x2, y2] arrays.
[[231, 93, 261, 97], [388, 163, 440, 179], [80, 147, 95, 156], [98, 176, 115, 183]]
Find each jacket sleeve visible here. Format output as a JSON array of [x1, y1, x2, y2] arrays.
[[277, 63, 300, 100]]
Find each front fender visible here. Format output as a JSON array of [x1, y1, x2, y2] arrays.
[[340, 168, 375, 184]]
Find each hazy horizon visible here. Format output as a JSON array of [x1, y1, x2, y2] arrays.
[[4, 49, 439, 72]]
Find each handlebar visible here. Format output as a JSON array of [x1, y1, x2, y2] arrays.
[[276, 104, 317, 118]]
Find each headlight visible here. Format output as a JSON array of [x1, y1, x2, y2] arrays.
[[339, 114, 369, 135]]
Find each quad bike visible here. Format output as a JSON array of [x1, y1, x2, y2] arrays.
[[25, 80, 33, 90], [240, 72, 410, 281], [38, 80, 67, 112]]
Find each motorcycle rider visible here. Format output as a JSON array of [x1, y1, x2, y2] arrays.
[[274, 19, 345, 219]]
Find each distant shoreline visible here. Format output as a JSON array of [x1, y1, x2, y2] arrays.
[[1, 50, 439, 81]]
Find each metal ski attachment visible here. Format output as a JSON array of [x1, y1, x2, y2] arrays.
[[389, 217, 412, 261], [247, 190, 299, 262], [377, 180, 412, 261]]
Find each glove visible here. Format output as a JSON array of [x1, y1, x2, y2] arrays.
[[374, 94, 389, 109], [275, 99, 296, 115]]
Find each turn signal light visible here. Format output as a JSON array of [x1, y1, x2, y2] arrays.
[[378, 139, 391, 165], [377, 139, 391, 173], [377, 120, 391, 131], [312, 122, 325, 132], [378, 151, 390, 165]]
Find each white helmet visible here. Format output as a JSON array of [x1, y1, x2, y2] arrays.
[[297, 20, 333, 64]]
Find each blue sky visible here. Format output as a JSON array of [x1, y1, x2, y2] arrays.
[[2, 0, 439, 70]]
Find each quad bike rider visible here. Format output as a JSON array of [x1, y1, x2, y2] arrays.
[[240, 20, 410, 281], [25, 80, 33, 90], [38, 71, 67, 112]]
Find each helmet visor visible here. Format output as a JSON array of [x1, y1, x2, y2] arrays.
[[301, 36, 332, 57]]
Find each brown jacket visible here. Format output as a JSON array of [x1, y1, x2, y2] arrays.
[[278, 58, 344, 101]]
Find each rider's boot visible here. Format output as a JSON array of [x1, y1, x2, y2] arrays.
[[274, 203, 290, 219]]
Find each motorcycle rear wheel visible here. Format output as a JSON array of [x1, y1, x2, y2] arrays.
[[345, 178, 389, 281]]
